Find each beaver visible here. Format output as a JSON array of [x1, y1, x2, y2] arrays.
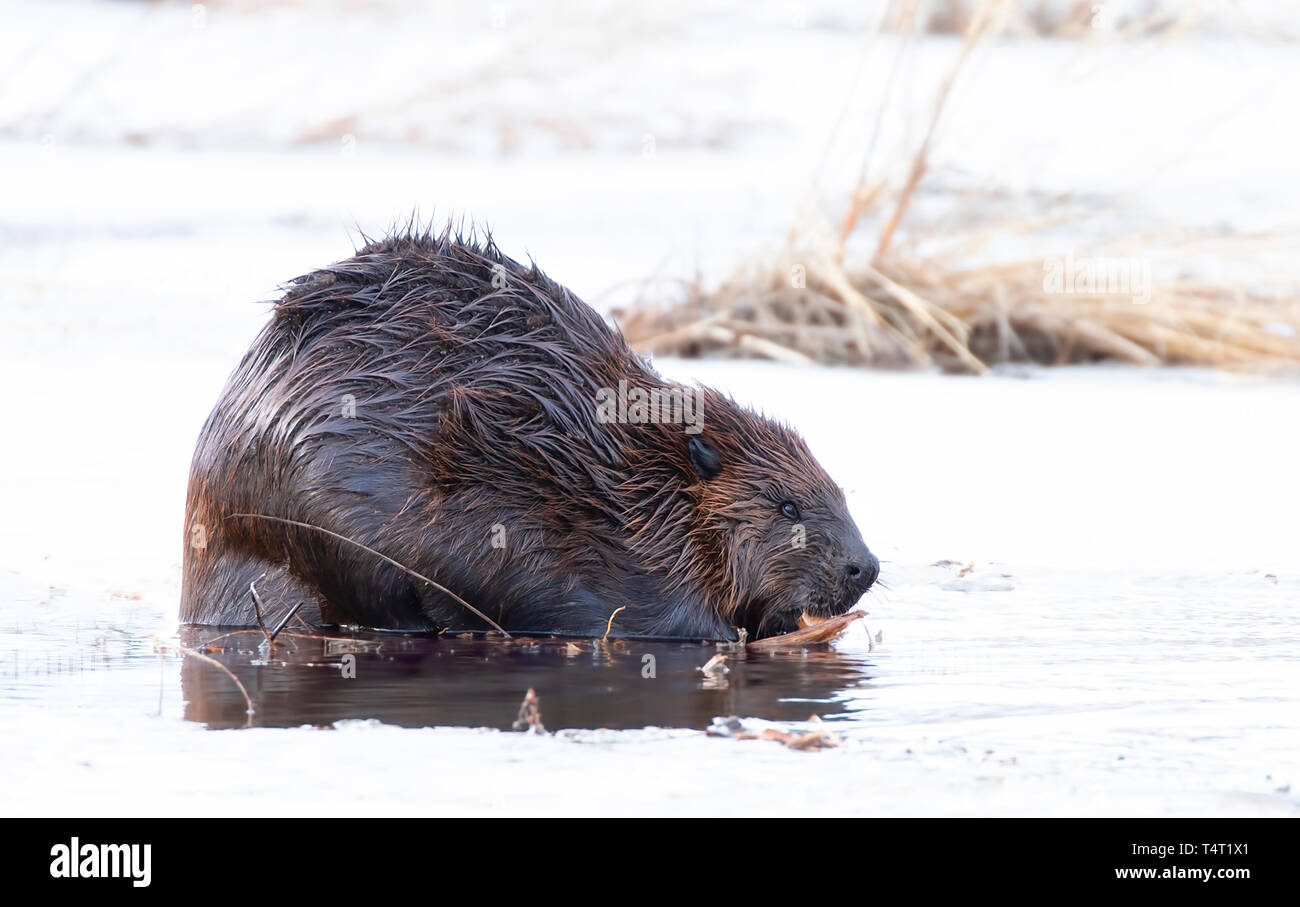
[[180, 227, 879, 640]]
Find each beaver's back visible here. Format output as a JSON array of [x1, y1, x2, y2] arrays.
[[181, 230, 652, 627]]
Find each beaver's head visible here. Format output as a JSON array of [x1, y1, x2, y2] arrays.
[[676, 394, 878, 639]]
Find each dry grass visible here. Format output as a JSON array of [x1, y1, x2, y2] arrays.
[[911, 0, 1208, 38], [613, 1, 1300, 375], [615, 225, 1300, 374]]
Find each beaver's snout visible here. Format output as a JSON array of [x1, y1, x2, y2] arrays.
[[828, 535, 879, 614], [842, 549, 880, 596]]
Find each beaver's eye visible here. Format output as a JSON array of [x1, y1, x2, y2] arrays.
[[780, 501, 800, 521]]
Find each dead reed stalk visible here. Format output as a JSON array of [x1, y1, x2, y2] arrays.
[[613, 1, 1300, 374]]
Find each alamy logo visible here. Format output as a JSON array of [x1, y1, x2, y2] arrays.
[[595, 380, 704, 434], [49, 837, 151, 887], [1043, 252, 1152, 304]]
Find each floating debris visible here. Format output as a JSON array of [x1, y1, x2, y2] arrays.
[[698, 653, 729, 675], [512, 687, 546, 734]]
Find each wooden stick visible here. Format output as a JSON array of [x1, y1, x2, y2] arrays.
[[225, 513, 510, 637]]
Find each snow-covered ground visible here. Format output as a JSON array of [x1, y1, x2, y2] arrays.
[[1, 0, 1297, 816]]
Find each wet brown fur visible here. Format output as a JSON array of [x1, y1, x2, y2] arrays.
[[180, 226, 876, 639]]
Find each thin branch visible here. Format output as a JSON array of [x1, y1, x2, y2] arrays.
[[225, 513, 511, 637], [155, 637, 254, 725]]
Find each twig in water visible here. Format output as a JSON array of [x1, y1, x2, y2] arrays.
[[249, 578, 271, 645], [225, 513, 510, 637], [193, 629, 267, 651], [603, 605, 627, 641], [268, 601, 304, 644], [154, 637, 254, 725]]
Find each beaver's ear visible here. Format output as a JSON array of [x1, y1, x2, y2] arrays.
[[688, 438, 723, 480]]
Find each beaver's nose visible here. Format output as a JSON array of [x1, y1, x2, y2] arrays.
[[843, 551, 880, 593]]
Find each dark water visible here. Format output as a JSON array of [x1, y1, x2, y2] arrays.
[[179, 628, 876, 730]]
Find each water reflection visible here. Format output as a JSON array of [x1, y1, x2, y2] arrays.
[[178, 628, 877, 730]]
